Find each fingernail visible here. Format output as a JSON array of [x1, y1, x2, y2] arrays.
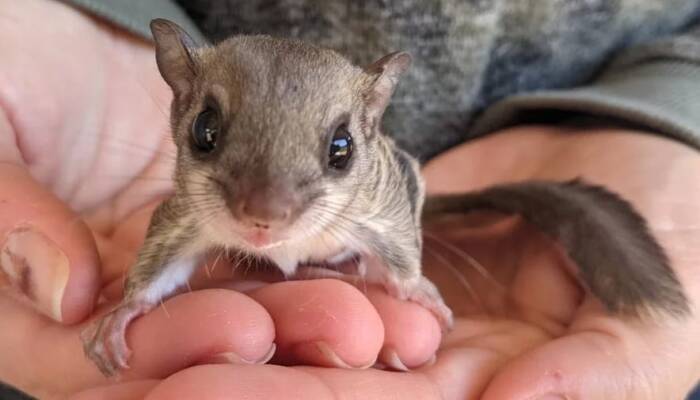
[[380, 348, 409, 371], [0, 227, 69, 322], [419, 353, 437, 368], [208, 343, 277, 365], [296, 341, 374, 369]]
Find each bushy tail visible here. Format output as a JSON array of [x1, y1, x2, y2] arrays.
[[423, 179, 689, 319]]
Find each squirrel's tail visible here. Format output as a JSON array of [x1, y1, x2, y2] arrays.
[[423, 179, 689, 319]]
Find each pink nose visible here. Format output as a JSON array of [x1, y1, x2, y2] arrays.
[[231, 189, 294, 228]]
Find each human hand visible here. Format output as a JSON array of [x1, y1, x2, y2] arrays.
[[0, 1, 442, 398], [3, 1, 698, 398], [73, 127, 700, 399], [0, 0, 173, 395], [419, 126, 700, 399]]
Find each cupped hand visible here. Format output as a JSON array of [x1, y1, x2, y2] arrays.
[[420, 127, 700, 399]]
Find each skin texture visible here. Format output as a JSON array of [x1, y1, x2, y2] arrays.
[[1, 1, 700, 399]]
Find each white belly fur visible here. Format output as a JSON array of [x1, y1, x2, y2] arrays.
[[260, 229, 354, 276]]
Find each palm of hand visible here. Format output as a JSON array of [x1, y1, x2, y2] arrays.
[[418, 130, 700, 399]]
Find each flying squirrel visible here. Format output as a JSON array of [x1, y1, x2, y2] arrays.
[[82, 19, 689, 377]]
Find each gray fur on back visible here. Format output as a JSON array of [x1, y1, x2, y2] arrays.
[[177, 0, 700, 160]]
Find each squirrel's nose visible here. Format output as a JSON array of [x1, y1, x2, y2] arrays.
[[231, 189, 295, 228]]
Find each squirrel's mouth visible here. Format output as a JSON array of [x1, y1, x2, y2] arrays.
[[242, 229, 271, 248], [238, 227, 289, 250], [207, 208, 294, 250]]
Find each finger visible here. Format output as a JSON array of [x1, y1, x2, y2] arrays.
[[72, 380, 158, 400], [0, 289, 274, 397], [198, 274, 442, 370], [145, 364, 441, 400], [481, 315, 697, 400], [137, 320, 532, 400], [364, 287, 442, 370], [111, 289, 276, 379], [247, 279, 384, 368], [0, 109, 100, 324], [0, 292, 104, 398]]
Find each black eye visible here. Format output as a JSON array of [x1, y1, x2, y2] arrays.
[[328, 125, 353, 169], [191, 108, 219, 153]]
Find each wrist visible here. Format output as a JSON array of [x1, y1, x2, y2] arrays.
[[422, 125, 700, 194]]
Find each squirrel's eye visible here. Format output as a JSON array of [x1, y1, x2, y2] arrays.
[[328, 125, 353, 169], [192, 108, 219, 153]]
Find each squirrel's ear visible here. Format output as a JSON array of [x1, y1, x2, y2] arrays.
[[150, 18, 198, 95], [363, 52, 412, 128]]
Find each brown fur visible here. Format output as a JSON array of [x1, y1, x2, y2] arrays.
[[82, 19, 449, 377], [82, 19, 689, 377], [425, 179, 690, 319]]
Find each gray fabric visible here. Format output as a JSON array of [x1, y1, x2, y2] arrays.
[[471, 31, 700, 151], [692, 385, 700, 400], [175, 0, 700, 160], [471, 61, 700, 150], [62, 0, 205, 44], [60, 0, 700, 159], [0, 384, 34, 400]]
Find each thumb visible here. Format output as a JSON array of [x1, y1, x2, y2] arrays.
[[481, 315, 697, 400], [0, 111, 100, 324]]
